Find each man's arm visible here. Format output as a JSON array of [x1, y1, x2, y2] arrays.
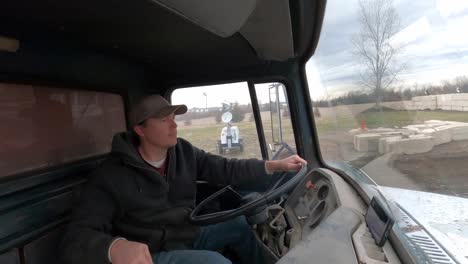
[[61, 174, 120, 264], [61, 169, 154, 264], [265, 155, 307, 174], [193, 144, 306, 186], [194, 147, 268, 186]]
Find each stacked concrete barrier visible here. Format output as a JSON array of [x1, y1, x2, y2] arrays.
[[352, 120, 468, 155], [408, 93, 468, 111]]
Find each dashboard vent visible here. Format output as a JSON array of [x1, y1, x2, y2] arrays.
[[397, 207, 456, 264]]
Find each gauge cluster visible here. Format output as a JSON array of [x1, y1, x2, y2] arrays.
[[285, 170, 338, 237], [258, 168, 370, 262]]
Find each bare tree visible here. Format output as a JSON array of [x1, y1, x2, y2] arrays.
[[352, 0, 404, 109]]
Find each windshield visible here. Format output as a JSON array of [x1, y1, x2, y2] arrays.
[[307, 0, 468, 262]]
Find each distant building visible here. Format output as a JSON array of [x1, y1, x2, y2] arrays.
[[188, 107, 222, 113]]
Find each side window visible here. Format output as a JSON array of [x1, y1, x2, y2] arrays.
[[171, 82, 262, 159], [0, 83, 126, 177], [307, 0, 468, 199], [254, 82, 296, 160]]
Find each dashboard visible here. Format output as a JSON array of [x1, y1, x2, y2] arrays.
[[255, 168, 402, 264]]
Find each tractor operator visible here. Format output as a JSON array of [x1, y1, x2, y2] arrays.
[[61, 95, 306, 264]]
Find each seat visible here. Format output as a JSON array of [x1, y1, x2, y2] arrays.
[[23, 225, 66, 264], [0, 249, 20, 264]]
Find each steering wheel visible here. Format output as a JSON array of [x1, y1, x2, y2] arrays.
[[189, 163, 308, 225]]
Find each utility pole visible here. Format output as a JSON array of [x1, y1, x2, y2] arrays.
[[203, 92, 207, 110]]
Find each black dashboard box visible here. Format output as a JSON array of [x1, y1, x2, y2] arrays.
[[365, 197, 394, 247]]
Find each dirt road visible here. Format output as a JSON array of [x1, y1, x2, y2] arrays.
[[392, 141, 468, 198], [318, 133, 468, 198]]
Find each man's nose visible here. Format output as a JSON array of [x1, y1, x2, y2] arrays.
[[170, 118, 177, 128]]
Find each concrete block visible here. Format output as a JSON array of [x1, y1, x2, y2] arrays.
[[392, 129, 416, 135], [392, 135, 434, 154], [409, 134, 429, 139], [421, 128, 436, 135], [452, 125, 468, 140], [351, 130, 373, 147], [414, 95, 436, 102], [442, 105, 452, 111], [452, 93, 468, 101], [380, 131, 406, 136], [424, 120, 447, 126], [354, 133, 382, 152], [373, 128, 396, 133], [403, 126, 421, 134], [423, 101, 436, 105], [451, 101, 467, 107], [405, 124, 434, 131], [349, 128, 395, 136], [452, 106, 463, 111], [437, 94, 451, 102], [350, 118, 468, 152], [424, 120, 441, 124], [437, 103, 451, 110], [446, 121, 463, 125], [354, 131, 412, 152], [431, 126, 453, 145], [378, 136, 402, 154], [415, 102, 435, 109], [428, 123, 445, 128]]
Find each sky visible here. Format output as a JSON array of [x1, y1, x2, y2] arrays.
[[307, 0, 468, 99], [172, 82, 287, 109], [173, 0, 468, 108]]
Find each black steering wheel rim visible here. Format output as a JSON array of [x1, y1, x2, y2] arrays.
[[189, 163, 308, 225]]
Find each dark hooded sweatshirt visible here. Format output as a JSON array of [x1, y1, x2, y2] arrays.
[[61, 132, 269, 264]]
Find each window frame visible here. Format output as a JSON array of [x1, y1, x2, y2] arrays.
[[167, 77, 302, 161]]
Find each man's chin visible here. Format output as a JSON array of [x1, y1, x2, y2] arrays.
[[168, 137, 178, 146]]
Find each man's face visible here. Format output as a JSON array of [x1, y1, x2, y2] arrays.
[[135, 113, 178, 149]]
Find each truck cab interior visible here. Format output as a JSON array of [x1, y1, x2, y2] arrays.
[[0, 1, 450, 264]]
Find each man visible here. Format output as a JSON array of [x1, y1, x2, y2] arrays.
[[61, 95, 306, 264]]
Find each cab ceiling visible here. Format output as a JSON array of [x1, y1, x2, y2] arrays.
[[0, 0, 324, 84]]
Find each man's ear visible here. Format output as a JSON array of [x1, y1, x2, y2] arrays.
[[133, 125, 145, 137]]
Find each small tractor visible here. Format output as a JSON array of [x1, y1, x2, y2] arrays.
[[216, 111, 244, 155]]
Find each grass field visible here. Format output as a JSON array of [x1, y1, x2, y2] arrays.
[[315, 109, 468, 133], [178, 119, 296, 159], [178, 110, 468, 159]]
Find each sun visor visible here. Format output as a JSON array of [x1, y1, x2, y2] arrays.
[[149, 0, 257, 37], [240, 0, 295, 61]]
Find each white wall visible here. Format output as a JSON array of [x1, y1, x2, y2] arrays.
[[407, 93, 468, 111]]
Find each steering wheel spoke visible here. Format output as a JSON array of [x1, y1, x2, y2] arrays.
[[226, 186, 243, 200]]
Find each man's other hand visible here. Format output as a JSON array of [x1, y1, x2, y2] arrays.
[[110, 239, 153, 264], [265, 154, 307, 173]]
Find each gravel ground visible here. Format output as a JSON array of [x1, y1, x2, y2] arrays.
[[392, 140, 468, 198]]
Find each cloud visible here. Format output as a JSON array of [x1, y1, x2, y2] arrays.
[[307, 0, 468, 96], [436, 0, 468, 17], [390, 16, 432, 48]]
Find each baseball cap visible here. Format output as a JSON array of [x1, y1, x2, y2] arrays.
[[129, 95, 187, 127]]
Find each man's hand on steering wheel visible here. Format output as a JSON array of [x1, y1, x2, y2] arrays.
[[190, 159, 308, 226], [265, 155, 307, 173]]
